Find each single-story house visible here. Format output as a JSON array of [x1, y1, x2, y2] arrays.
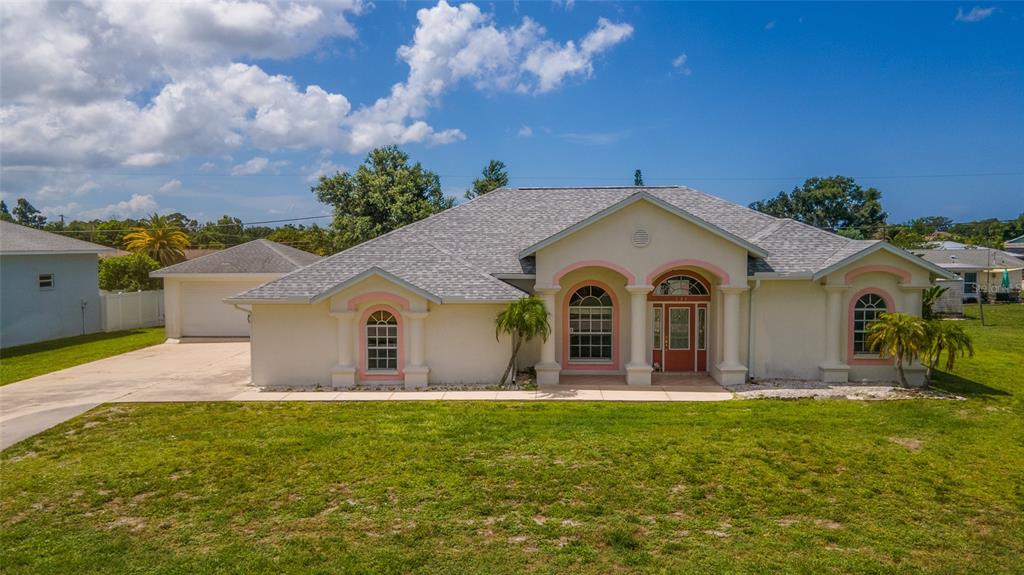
[[152, 239, 320, 338], [912, 246, 1024, 302], [226, 186, 954, 389], [0, 221, 113, 347], [1005, 234, 1024, 256]]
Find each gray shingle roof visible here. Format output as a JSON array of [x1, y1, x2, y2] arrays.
[[151, 239, 321, 276], [231, 186, 931, 303], [913, 248, 1024, 270], [0, 220, 113, 254]]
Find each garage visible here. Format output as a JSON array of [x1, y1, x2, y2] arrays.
[[151, 239, 320, 338]]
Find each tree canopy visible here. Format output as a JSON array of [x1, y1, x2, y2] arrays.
[[12, 198, 47, 228], [0, 200, 12, 222], [634, 169, 644, 186], [750, 176, 886, 237], [313, 146, 454, 249], [124, 214, 191, 266], [98, 253, 162, 292], [466, 160, 509, 200]]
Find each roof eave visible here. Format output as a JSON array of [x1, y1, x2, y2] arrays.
[[812, 242, 956, 281], [308, 267, 443, 305]]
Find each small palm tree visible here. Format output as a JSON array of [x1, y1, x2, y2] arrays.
[[866, 312, 928, 387], [921, 285, 949, 320], [924, 320, 974, 375], [495, 296, 551, 386], [124, 213, 190, 266]]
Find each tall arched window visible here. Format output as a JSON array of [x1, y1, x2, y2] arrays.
[[656, 274, 709, 296], [366, 310, 398, 371], [852, 293, 887, 355], [568, 285, 613, 361]]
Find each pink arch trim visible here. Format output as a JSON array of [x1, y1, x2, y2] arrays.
[[844, 265, 911, 285], [645, 259, 731, 285], [347, 291, 411, 311], [553, 260, 636, 285], [358, 304, 405, 381], [562, 279, 621, 372], [847, 287, 896, 366]]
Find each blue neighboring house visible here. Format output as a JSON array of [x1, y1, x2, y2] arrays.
[[0, 221, 113, 348]]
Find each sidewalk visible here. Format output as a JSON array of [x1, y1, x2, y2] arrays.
[[229, 384, 734, 402]]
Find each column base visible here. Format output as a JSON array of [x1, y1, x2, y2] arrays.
[[818, 362, 850, 383], [715, 362, 748, 386], [903, 363, 928, 388], [404, 366, 429, 390], [331, 365, 356, 389], [625, 363, 654, 386], [535, 362, 561, 385]]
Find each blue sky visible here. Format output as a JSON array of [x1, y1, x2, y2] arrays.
[[1, 1, 1021, 225]]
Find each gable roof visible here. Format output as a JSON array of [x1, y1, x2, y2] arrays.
[[518, 191, 769, 259], [151, 239, 321, 276], [0, 221, 113, 255], [913, 247, 1024, 271], [230, 186, 947, 304], [814, 241, 956, 280], [1006, 234, 1024, 246]]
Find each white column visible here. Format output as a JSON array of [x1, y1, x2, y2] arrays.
[[819, 284, 850, 383], [899, 284, 929, 387], [625, 284, 654, 385], [534, 287, 561, 385], [403, 310, 429, 389], [716, 286, 748, 385], [330, 310, 356, 388], [164, 279, 181, 339]]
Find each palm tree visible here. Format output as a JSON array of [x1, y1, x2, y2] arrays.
[[495, 296, 551, 386], [124, 213, 191, 266], [866, 312, 928, 387], [924, 320, 975, 376], [921, 285, 949, 320]]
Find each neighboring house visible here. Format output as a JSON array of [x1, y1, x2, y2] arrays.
[[227, 186, 954, 389], [0, 221, 113, 347], [912, 247, 1024, 302], [100, 247, 222, 260], [151, 239, 320, 338], [1005, 234, 1024, 256]]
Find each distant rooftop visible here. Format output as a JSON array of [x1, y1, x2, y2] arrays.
[[151, 239, 321, 276], [0, 221, 113, 255]]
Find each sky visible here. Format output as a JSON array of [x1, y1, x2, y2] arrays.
[[1, 1, 1021, 226]]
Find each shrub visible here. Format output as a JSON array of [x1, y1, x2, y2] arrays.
[[99, 253, 162, 292]]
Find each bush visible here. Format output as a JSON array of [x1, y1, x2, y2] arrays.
[[98, 253, 162, 292]]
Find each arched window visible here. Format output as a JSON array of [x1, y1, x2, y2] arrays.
[[852, 293, 887, 355], [656, 274, 709, 296], [366, 310, 398, 371], [568, 285, 613, 361]]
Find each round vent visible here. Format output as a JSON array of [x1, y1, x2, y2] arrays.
[[632, 228, 650, 248]]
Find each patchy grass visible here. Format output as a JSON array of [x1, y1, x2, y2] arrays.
[[0, 328, 165, 386], [1, 308, 1022, 573]]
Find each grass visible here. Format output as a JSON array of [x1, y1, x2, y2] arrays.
[[0, 328, 166, 386], [1, 308, 1022, 573]]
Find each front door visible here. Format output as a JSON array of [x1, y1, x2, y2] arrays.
[[661, 303, 707, 372]]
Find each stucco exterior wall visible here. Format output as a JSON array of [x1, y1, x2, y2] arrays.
[[425, 303, 512, 384], [0, 253, 103, 347], [750, 280, 827, 380], [250, 302, 336, 387], [551, 266, 632, 374], [163, 274, 281, 338]]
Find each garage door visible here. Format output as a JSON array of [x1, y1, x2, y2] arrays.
[[180, 280, 261, 337]]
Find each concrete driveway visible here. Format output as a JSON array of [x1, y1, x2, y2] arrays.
[[0, 340, 250, 450]]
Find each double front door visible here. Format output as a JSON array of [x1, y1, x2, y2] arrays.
[[654, 303, 708, 372]]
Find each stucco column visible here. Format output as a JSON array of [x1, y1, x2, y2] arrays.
[[625, 284, 654, 385], [819, 284, 850, 383], [403, 310, 429, 389], [534, 286, 561, 385], [330, 310, 356, 388], [899, 284, 930, 387], [163, 279, 181, 339], [716, 286, 748, 385]]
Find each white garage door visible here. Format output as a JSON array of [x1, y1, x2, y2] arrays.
[[180, 280, 261, 337]]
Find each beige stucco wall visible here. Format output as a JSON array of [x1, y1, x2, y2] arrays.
[[425, 303, 512, 384], [163, 274, 280, 338], [750, 280, 827, 380], [251, 301, 336, 387], [550, 266, 632, 373]]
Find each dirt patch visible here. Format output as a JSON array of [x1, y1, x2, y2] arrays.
[[108, 516, 147, 532], [889, 437, 923, 450], [728, 379, 965, 401], [814, 519, 843, 530]]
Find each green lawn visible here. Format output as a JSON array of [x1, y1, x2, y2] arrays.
[[1, 308, 1022, 573], [0, 328, 166, 386]]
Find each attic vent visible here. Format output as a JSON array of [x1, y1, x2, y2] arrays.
[[632, 228, 650, 248]]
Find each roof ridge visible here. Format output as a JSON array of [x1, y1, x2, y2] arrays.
[[422, 237, 523, 293], [257, 238, 303, 267]]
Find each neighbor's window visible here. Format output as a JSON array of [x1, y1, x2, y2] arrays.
[[656, 274, 709, 296], [365, 310, 398, 371], [568, 285, 613, 362], [853, 293, 887, 355], [38, 274, 54, 290]]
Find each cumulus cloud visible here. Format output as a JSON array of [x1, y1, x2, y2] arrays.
[[0, 1, 632, 168], [518, 125, 533, 137], [158, 179, 184, 194], [79, 193, 159, 219], [672, 53, 691, 75], [231, 157, 270, 175], [955, 6, 996, 22]]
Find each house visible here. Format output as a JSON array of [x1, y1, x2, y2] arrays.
[[152, 239, 320, 338], [101, 247, 222, 261], [1005, 234, 1024, 256], [0, 221, 113, 347], [226, 186, 954, 389], [912, 246, 1024, 302]]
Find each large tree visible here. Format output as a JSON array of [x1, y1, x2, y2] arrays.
[[750, 176, 886, 237], [124, 214, 191, 266], [0, 200, 12, 222], [12, 198, 47, 228], [313, 146, 454, 249], [465, 160, 509, 200]]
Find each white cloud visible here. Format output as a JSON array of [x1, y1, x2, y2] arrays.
[[765, 20, 776, 30], [158, 179, 183, 194], [79, 193, 158, 219], [955, 6, 996, 22], [672, 53, 691, 75], [231, 157, 270, 176], [199, 162, 216, 172], [518, 125, 533, 137], [40, 202, 83, 219], [0, 1, 632, 166], [36, 180, 99, 202]]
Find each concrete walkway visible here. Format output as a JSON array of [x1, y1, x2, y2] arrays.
[[231, 384, 733, 403]]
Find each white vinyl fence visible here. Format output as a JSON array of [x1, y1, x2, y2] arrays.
[[933, 279, 964, 316], [101, 290, 164, 332]]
